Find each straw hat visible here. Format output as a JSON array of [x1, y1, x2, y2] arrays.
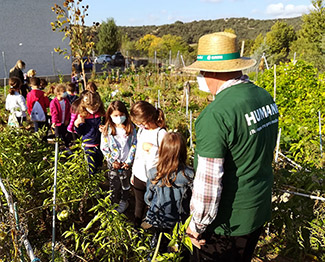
[[185, 32, 256, 72]]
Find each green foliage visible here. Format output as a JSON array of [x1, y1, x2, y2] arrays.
[[136, 34, 158, 57], [153, 216, 193, 261], [63, 194, 152, 261], [41, 139, 106, 208], [266, 21, 297, 65], [290, 0, 325, 72], [118, 17, 302, 45], [256, 60, 324, 166], [96, 18, 120, 55]]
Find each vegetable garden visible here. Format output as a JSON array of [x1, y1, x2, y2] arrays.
[[0, 61, 324, 261]]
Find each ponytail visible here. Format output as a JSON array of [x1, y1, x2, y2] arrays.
[[131, 101, 167, 129], [156, 108, 166, 129]]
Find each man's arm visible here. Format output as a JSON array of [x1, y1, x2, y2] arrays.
[[187, 155, 224, 246]]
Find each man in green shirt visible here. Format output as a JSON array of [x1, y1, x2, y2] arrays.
[[185, 32, 279, 261]]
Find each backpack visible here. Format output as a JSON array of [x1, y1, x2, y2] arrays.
[[31, 101, 46, 122]]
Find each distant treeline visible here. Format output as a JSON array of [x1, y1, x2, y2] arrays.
[[118, 17, 302, 44]]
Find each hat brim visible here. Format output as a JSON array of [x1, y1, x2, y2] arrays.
[[184, 57, 256, 73]]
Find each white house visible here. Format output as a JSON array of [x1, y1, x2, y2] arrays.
[[0, 0, 71, 79]]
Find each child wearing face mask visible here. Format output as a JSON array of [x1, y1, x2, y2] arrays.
[[50, 84, 71, 147], [100, 100, 137, 213], [130, 101, 167, 227], [74, 91, 106, 174]]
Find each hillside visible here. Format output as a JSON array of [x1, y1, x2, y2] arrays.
[[119, 17, 302, 44]]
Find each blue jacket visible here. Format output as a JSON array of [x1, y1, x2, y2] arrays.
[[75, 113, 102, 145], [100, 126, 137, 166], [144, 166, 194, 229]]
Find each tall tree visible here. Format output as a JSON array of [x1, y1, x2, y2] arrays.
[[266, 21, 297, 65], [136, 34, 157, 56], [96, 18, 120, 55], [51, 0, 97, 89], [250, 33, 266, 56], [290, 0, 325, 71]]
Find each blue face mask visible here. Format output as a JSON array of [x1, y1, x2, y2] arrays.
[[62, 92, 68, 98]]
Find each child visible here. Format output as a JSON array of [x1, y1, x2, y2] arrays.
[[71, 71, 79, 94], [50, 84, 71, 147], [100, 100, 137, 213], [85, 81, 98, 93], [67, 83, 79, 104], [39, 79, 48, 91], [5, 77, 27, 125], [130, 101, 167, 227], [74, 91, 105, 174], [26, 77, 50, 132], [144, 132, 194, 229], [26, 69, 36, 89]]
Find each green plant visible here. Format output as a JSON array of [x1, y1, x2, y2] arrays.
[[153, 216, 193, 262], [63, 194, 152, 261]]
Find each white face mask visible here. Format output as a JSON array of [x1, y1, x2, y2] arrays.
[[86, 108, 96, 114], [196, 74, 211, 93], [111, 115, 126, 125]]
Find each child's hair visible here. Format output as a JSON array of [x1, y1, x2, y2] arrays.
[[103, 100, 133, 137], [54, 84, 66, 96], [9, 77, 22, 95], [29, 77, 40, 87], [45, 85, 55, 97], [152, 132, 187, 187], [26, 69, 36, 78], [78, 90, 105, 118], [130, 101, 166, 129], [86, 81, 98, 93], [39, 79, 48, 90], [67, 83, 76, 93], [70, 91, 86, 113]]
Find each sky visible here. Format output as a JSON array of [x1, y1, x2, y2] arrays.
[[81, 0, 314, 26]]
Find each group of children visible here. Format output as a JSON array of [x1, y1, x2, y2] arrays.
[[5, 77, 194, 239]]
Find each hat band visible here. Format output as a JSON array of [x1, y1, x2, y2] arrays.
[[197, 52, 240, 61]]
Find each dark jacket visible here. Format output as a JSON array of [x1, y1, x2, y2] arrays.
[[75, 113, 102, 145], [9, 67, 28, 98]]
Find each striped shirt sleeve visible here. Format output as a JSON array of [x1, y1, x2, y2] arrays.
[[189, 155, 224, 234]]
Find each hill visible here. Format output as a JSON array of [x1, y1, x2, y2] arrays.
[[119, 17, 302, 44]]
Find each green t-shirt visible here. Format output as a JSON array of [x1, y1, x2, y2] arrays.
[[195, 81, 279, 236]]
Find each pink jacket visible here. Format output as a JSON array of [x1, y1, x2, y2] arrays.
[[50, 97, 71, 126]]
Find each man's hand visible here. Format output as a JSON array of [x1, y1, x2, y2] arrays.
[[186, 226, 206, 249]]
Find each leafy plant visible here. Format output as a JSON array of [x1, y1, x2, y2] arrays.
[[63, 194, 152, 261], [153, 216, 193, 262]]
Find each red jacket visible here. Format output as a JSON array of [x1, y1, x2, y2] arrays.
[[50, 97, 71, 126], [26, 89, 50, 115]]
